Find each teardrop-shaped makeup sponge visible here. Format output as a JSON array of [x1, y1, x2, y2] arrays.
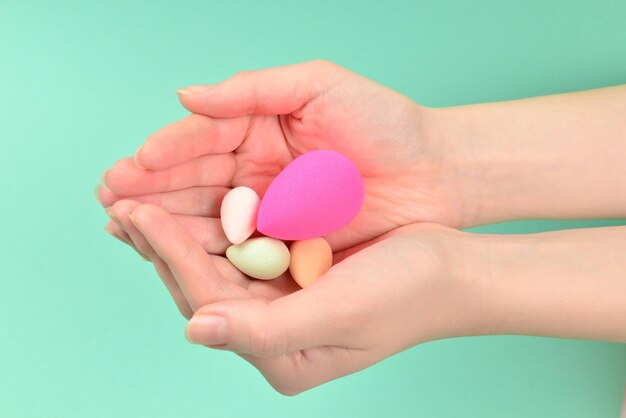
[[257, 150, 364, 240], [226, 237, 290, 280], [220, 186, 260, 245], [289, 237, 333, 288]]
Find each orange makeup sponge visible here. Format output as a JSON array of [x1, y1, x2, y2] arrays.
[[288, 237, 333, 288]]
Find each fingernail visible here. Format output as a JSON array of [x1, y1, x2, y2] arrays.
[[176, 85, 215, 96], [185, 315, 228, 345], [104, 224, 129, 245], [100, 169, 111, 191], [104, 223, 116, 236], [134, 145, 146, 169], [104, 222, 150, 261], [106, 210, 126, 232], [94, 184, 101, 203], [108, 233, 128, 245]]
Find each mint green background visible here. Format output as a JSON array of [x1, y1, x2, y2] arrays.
[[1, 1, 625, 417]]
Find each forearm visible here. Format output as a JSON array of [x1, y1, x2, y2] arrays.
[[462, 226, 626, 342], [429, 85, 626, 227]]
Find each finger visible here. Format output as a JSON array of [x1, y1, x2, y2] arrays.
[[115, 210, 232, 256], [185, 277, 356, 358], [104, 189, 232, 255], [98, 186, 229, 217], [108, 200, 163, 260], [176, 60, 346, 118], [108, 200, 194, 318], [173, 215, 230, 255], [135, 113, 250, 170], [97, 184, 117, 208], [109, 207, 246, 289], [104, 219, 131, 244], [111, 201, 251, 316], [128, 203, 249, 310], [105, 215, 150, 261], [152, 256, 194, 320], [102, 154, 236, 196]]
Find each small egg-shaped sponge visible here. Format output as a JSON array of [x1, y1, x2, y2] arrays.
[[220, 186, 260, 245], [226, 237, 290, 280], [289, 237, 333, 288], [257, 150, 364, 240]]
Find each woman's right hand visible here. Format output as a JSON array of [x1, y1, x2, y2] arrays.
[[111, 202, 483, 395], [107, 200, 626, 395]]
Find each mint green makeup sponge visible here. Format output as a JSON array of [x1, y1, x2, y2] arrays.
[[225, 237, 290, 280]]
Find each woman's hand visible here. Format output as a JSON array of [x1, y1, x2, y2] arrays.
[[107, 201, 481, 395], [98, 60, 467, 253], [106, 200, 626, 395]]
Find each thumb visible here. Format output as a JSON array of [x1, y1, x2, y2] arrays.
[[175, 60, 346, 118], [184, 279, 355, 357]]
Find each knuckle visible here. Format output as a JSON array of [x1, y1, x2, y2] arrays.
[[249, 323, 277, 358], [175, 241, 195, 264], [211, 276, 232, 300], [129, 203, 153, 224], [229, 70, 258, 114], [248, 302, 287, 358], [110, 200, 137, 221], [198, 218, 215, 252], [184, 113, 207, 137]]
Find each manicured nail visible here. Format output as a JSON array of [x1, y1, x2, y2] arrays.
[[176, 85, 216, 96], [185, 315, 228, 345], [100, 169, 111, 191]]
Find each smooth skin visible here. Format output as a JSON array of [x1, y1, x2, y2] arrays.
[[97, 60, 626, 395], [115, 206, 474, 395], [110, 205, 626, 395], [98, 60, 462, 254]]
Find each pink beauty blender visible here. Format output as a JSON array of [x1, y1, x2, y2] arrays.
[[257, 149, 364, 240]]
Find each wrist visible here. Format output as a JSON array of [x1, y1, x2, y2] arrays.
[[417, 104, 505, 229], [424, 88, 626, 226], [447, 230, 559, 339], [399, 224, 500, 342], [437, 228, 509, 339], [458, 228, 626, 342], [424, 104, 515, 228], [454, 231, 527, 337]]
